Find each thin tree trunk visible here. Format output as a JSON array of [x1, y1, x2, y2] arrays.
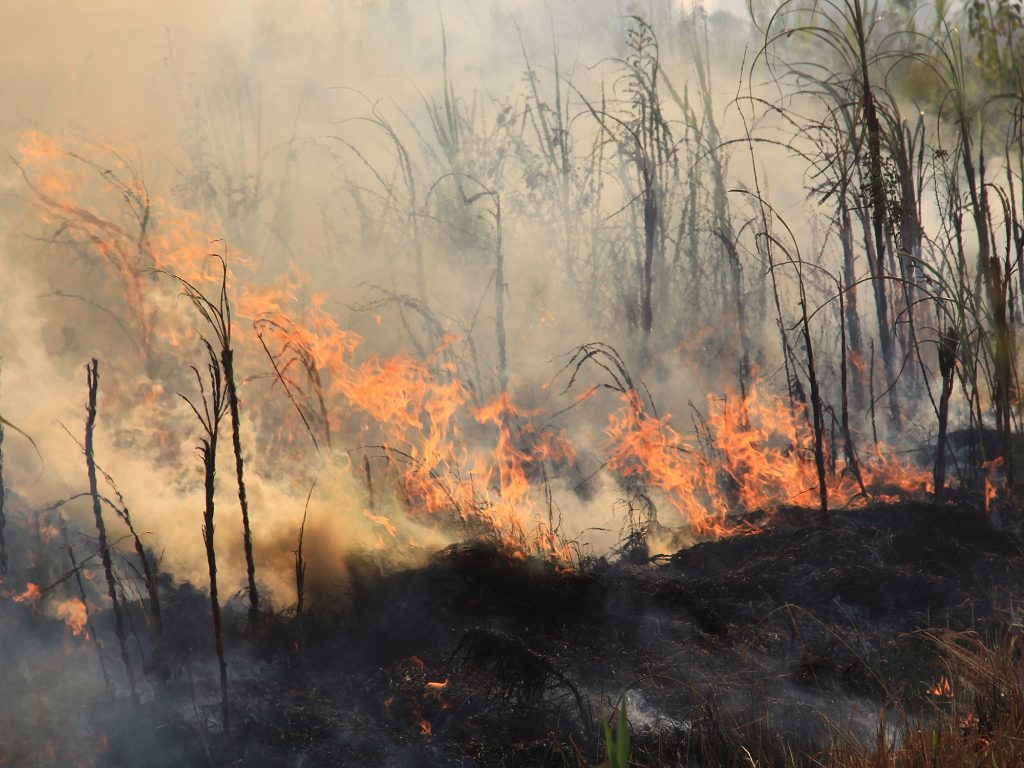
[[853, 0, 901, 427]]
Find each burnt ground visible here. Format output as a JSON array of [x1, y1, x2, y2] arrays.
[[4, 499, 1024, 767]]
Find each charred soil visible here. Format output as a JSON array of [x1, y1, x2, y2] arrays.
[[6, 499, 1021, 767]]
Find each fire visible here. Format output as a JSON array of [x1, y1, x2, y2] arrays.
[[12, 583, 42, 603], [927, 675, 953, 697], [960, 711, 979, 730], [982, 457, 1005, 514], [52, 597, 89, 636], [606, 384, 931, 536], [247, 277, 578, 560], [424, 677, 449, 709], [13, 130, 943, 583], [363, 510, 397, 538], [424, 677, 449, 693], [417, 716, 433, 736]]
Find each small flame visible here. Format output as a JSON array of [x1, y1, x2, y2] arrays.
[[982, 456, 1005, 514], [53, 597, 89, 636], [363, 510, 397, 538], [424, 677, 449, 709], [927, 675, 953, 697], [12, 583, 42, 603]]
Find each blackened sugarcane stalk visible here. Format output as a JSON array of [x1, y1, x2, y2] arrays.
[[221, 347, 259, 627], [115, 491, 164, 679], [201, 428, 230, 734], [183, 343, 231, 735], [839, 283, 865, 495], [85, 359, 138, 703], [295, 482, 315, 654], [799, 286, 829, 518], [160, 258, 260, 630], [934, 328, 959, 502]]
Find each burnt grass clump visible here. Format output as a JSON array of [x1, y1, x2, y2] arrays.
[[22, 498, 1012, 767]]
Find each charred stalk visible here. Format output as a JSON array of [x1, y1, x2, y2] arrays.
[[935, 328, 959, 502], [85, 359, 139, 704], [839, 282, 865, 495], [294, 482, 314, 653], [222, 347, 259, 627], [799, 284, 828, 518], [461, 184, 507, 393], [111, 488, 164, 679], [161, 258, 260, 628], [363, 455, 375, 510], [839, 194, 864, 410], [963, 137, 1015, 487], [182, 343, 231, 735]]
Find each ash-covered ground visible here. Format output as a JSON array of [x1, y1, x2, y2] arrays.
[[2, 497, 1020, 767]]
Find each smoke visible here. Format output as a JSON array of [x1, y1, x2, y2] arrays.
[[0, 0, 960, 627], [0, 0, 775, 605]]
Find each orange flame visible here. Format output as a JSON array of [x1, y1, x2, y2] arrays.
[[927, 675, 953, 697], [363, 510, 397, 538], [982, 456, 1005, 514], [606, 384, 931, 536], [424, 677, 449, 709], [53, 597, 89, 636], [12, 583, 42, 603]]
